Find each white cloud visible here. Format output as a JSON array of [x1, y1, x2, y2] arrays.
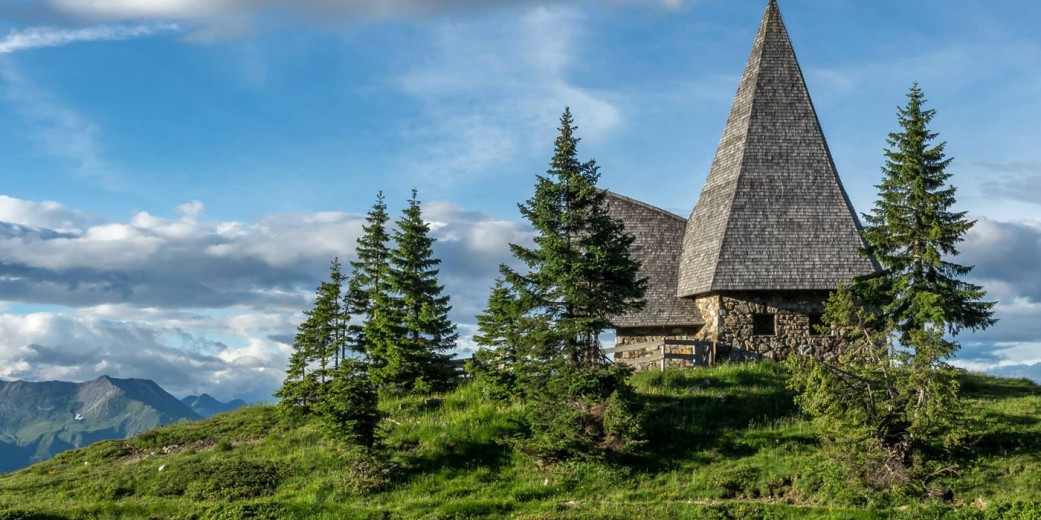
[[0, 195, 86, 231], [0, 310, 287, 402], [0, 194, 531, 399], [1, 190, 1039, 394], [0, 23, 180, 54], [49, 0, 230, 20]]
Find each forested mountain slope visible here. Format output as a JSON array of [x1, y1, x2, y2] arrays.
[[0, 376, 199, 472]]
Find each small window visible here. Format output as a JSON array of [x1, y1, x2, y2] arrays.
[[808, 314, 826, 336], [752, 313, 775, 336]]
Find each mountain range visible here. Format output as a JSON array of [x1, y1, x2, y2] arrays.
[[180, 393, 248, 419], [0, 376, 242, 473]]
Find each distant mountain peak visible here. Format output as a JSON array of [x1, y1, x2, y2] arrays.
[[180, 394, 247, 419], [0, 375, 200, 473]]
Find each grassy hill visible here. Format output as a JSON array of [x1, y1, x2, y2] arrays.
[[1, 363, 1039, 519]]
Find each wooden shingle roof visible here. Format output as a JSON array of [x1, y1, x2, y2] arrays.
[[604, 191, 703, 328], [676, 0, 877, 298]]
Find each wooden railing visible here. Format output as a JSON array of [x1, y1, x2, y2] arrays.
[[602, 339, 714, 371]]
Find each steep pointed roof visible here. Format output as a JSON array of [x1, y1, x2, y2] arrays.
[[676, 0, 876, 298]]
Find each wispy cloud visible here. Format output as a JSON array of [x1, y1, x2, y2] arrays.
[[45, 0, 681, 23], [0, 23, 180, 54], [0, 63, 116, 183], [977, 162, 1041, 206], [394, 6, 622, 185]]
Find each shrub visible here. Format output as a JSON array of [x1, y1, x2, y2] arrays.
[[313, 360, 382, 450], [338, 449, 400, 496], [153, 460, 287, 500], [709, 467, 761, 499], [515, 364, 643, 464]]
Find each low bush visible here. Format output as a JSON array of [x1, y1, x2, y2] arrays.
[[153, 459, 287, 500]]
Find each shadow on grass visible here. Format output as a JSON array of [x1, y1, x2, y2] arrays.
[[627, 364, 803, 469], [409, 438, 515, 474], [0, 510, 69, 520], [964, 410, 1041, 456]]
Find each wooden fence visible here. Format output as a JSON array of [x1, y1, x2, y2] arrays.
[[602, 339, 714, 371]]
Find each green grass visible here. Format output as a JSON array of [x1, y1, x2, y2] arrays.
[[1, 363, 1040, 519]]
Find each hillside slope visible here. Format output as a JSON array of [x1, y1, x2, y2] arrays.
[[1, 363, 1039, 519], [0, 376, 200, 472]]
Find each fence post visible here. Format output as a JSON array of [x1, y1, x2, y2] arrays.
[[659, 342, 665, 372]]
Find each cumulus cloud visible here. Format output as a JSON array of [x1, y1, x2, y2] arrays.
[[0, 194, 531, 399], [951, 217, 1041, 375], [0, 194, 530, 311], [0, 195, 86, 231], [0, 196, 375, 309], [0, 311, 288, 402], [422, 202, 534, 320], [0, 23, 179, 54], [3, 192, 1036, 395], [959, 217, 1041, 304]]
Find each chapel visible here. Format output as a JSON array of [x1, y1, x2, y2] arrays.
[[606, 0, 878, 367]]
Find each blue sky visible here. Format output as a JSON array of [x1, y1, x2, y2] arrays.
[[0, 0, 1038, 401]]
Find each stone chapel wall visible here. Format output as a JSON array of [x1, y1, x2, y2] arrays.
[[694, 291, 839, 361]]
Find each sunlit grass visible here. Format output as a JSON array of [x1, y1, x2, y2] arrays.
[[1, 363, 1039, 518]]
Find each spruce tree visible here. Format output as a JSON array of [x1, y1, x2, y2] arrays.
[[502, 107, 645, 369], [862, 83, 996, 340], [471, 279, 527, 399], [476, 108, 646, 462], [275, 259, 350, 414], [312, 358, 382, 450], [788, 84, 996, 490], [346, 192, 393, 356], [372, 189, 457, 393]]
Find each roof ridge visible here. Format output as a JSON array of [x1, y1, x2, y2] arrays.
[[705, 3, 776, 292], [602, 190, 685, 221]]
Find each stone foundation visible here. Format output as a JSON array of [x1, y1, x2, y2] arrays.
[[693, 291, 838, 361], [612, 291, 841, 370]]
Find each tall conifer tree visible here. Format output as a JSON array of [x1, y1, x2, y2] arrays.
[[788, 84, 996, 489], [497, 107, 645, 369], [476, 108, 646, 461], [862, 83, 996, 340], [276, 259, 350, 413], [346, 192, 393, 356], [372, 189, 457, 393]]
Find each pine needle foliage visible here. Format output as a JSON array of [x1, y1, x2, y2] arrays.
[[862, 83, 996, 340], [312, 359, 382, 450], [346, 192, 393, 357], [475, 108, 646, 463], [275, 259, 350, 414], [372, 189, 458, 394], [275, 260, 380, 449], [788, 84, 996, 492], [486, 107, 646, 370]]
